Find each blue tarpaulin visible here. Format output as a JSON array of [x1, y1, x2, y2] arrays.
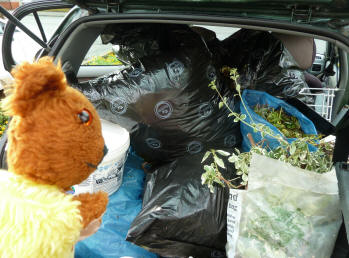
[[75, 150, 158, 258]]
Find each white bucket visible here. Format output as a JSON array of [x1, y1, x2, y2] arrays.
[[73, 119, 130, 196]]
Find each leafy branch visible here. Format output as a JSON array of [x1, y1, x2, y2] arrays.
[[202, 67, 333, 191], [209, 75, 288, 146], [201, 149, 244, 193]]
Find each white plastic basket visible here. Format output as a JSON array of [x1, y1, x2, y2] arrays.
[[299, 88, 339, 122]]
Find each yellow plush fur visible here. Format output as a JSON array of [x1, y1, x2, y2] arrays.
[[0, 171, 82, 258]]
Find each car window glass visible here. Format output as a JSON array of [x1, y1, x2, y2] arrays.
[[82, 25, 241, 67], [197, 25, 240, 40], [78, 25, 340, 123], [55, 8, 88, 36], [82, 36, 123, 66], [12, 8, 71, 64]]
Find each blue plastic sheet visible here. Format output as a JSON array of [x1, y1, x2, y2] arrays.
[[75, 150, 158, 258], [240, 89, 318, 152]]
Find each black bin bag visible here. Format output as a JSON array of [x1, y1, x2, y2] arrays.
[[75, 23, 241, 164], [215, 29, 310, 98], [126, 152, 237, 258]]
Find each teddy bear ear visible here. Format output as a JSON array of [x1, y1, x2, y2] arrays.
[[3, 57, 67, 116]]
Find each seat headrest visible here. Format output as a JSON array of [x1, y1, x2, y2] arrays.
[[274, 33, 315, 70]]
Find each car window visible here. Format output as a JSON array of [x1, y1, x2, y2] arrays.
[[0, 20, 14, 35], [81, 25, 240, 67], [54, 7, 88, 36], [197, 25, 240, 40], [82, 36, 123, 66], [10, 8, 75, 65], [7, 5, 84, 68], [0, 22, 4, 34]]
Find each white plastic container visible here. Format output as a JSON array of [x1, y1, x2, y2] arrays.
[[73, 119, 130, 196]]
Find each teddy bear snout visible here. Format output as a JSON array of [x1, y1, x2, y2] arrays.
[[86, 144, 108, 169], [103, 144, 108, 157]]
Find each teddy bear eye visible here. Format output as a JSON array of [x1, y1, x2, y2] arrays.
[[78, 109, 92, 125]]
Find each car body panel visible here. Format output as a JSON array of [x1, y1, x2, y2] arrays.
[[68, 0, 349, 27]]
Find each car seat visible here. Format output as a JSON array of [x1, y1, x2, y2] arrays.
[[274, 33, 322, 92]]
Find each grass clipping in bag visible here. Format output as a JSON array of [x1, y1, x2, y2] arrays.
[[226, 153, 341, 258], [254, 105, 305, 139]]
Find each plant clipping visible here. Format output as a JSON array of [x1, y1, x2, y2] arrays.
[[201, 67, 333, 190]]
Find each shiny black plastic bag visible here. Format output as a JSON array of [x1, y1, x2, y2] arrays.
[[75, 24, 241, 164], [126, 152, 235, 258], [101, 23, 165, 65], [218, 29, 309, 98]]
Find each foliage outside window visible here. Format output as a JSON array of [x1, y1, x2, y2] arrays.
[[0, 107, 8, 137], [82, 51, 123, 66]]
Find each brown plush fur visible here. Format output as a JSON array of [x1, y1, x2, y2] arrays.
[[2, 57, 108, 228], [74, 191, 109, 227]]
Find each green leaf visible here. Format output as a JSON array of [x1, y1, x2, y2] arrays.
[[230, 68, 237, 76], [201, 151, 211, 163], [217, 150, 230, 156], [236, 83, 240, 93], [208, 80, 216, 89], [240, 114, 246, 120], [242, 173, 248, 182], [204, 164, 214, 173], [214, 156, 226, 169], [241, 162, 248, 173], [289, 144, 296, 155], [234, 118, 239, 123], [228, 113, 234, 117], [219, 101, 224, 109], [201, 174, 207, 185], [228, 155, 239, 163]]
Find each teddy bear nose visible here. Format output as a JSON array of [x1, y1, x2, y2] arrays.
[[103, 145, 108, 157]]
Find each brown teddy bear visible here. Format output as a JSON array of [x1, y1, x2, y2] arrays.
[[0, 57, 109, 257]]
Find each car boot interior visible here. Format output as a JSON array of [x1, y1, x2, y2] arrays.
[[2, 5, 349, 256]]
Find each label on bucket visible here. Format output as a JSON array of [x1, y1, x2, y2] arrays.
[[93, 161, 124, 195], [73, 154, 127, 196]]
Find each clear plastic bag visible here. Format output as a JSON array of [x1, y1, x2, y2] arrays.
[[227, 154, 342, 258]]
